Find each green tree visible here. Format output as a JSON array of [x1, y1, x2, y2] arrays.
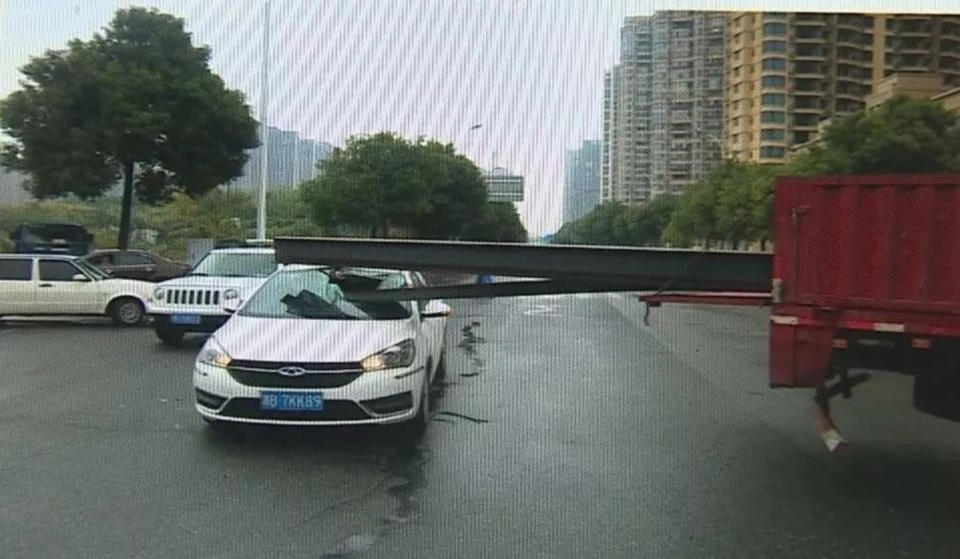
[[462, 202, 528, 242], [554, 197, 677, 247], [301, 132, 488, 239], [790, 97, 960, 174], [0, 7, 259, 249]]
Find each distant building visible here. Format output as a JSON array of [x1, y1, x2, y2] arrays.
[[793, 70, 960, 154], [0, 169, 30, 203], [232, 126, 334, 191], [563, 140, 601, 223], [726, 13, 960, 164], [602, 11, 726, 204], [483, 168, 524, 202]]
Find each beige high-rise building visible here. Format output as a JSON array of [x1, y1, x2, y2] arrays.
[[724, 13, 960, 164], [602, 12, 725, 204]]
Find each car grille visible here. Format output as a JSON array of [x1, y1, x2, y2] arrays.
[[167, 288, 220, 306], [219, 398, 370, 421], [226, 360, 363, 389]]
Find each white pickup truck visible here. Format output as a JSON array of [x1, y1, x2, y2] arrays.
[[148, 247, 277, 344]]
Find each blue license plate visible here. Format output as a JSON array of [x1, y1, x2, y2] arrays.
[[260, 391, 324, 411], [171, 314, 202, 325]]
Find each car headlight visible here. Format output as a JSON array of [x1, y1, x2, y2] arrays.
[[152, 287, 165, 301], [223, 288, 240, 301], [198, 338, 232, 368], [361, 339, 416, 371]]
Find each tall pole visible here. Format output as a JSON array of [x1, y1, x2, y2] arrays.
[[256, 0, 271, 240]]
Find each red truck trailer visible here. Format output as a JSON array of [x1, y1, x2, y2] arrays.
[[644, 175, 960, 450]]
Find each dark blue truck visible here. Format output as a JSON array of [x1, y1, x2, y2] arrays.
[[9, 223, 93, 256]]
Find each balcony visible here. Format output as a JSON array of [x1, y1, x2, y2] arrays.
[[795, 49, 826, 60]]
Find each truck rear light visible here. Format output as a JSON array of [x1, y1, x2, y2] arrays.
[[911, 338, 931, 350], [832, 338, 849, 349]]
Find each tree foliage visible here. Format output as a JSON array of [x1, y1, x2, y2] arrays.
[[790, 97, 960, 174], [461, 202, 528, 242], [301, 132, 491, 239], [662, 161, 778, 248], [0, 7, 259, 248], [554, 196, 678, 246]]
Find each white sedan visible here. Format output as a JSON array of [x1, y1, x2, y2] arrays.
[[193, 266, 449, 438], [0, 254, 153, 325]]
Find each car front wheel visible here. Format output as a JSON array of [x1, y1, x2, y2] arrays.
[[155, 326, 185, 346], [109, 298, 145, 326]]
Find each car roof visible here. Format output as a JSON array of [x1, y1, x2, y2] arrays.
[[0, 253, 76, 260], [209, 247, 275, 255], [281, 264, 406, 276]]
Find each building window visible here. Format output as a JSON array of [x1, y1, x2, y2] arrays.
[[762, 58, 787, 70], [761, 75, 787, 88], [763, 22, 787, 36], [763, 40, 787, 54], [761, 111, 786, 123], [760, 146, 786, 158], [761, 93, 786, 106], [760, 129, 785, 141]]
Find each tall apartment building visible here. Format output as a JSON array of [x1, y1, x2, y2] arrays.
[[602, 12, 726, 204], [725, 13, 960, 164], [563, 140, 601, 223]]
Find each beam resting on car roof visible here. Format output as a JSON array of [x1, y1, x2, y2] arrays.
[[273, 237, 773, 300]]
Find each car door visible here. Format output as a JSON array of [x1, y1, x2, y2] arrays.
[[36, 259, 102, 315], [0, 258, 36, 315], [111, 251, 156, 281]]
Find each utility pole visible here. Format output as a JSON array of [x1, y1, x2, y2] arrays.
[[256, 0, 271, 240]]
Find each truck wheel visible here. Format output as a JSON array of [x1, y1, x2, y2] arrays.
[[109, 298, 145, 326], [155, 326, 185, 346], [913, 349, 960, 422]]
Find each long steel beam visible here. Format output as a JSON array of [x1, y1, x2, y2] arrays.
[[274, 238, 772, 298]]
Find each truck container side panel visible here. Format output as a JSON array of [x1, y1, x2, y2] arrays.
[[775, 176, 960, 315], [931, 185, 960, 303], [891, 185, 930, 301], [811, 185, 842, 302]]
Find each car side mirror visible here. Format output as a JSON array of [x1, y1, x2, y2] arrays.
[[72, 273, 90, 282], [421, 300, 451, 318], [222, 298, 242, 314]]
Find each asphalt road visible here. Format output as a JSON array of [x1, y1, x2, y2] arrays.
[[2, 295, 960, 558]]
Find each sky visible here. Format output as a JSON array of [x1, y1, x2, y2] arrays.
[[1, 0, 955, 235]]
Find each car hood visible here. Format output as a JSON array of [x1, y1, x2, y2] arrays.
[[214, 315, 417, 363], [157, 276, 267, 293]]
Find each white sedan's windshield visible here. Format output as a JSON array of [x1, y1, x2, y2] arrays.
[[240, 268, 412, 320], [74, 259, 110, 280], [189, 253, 275, 278]]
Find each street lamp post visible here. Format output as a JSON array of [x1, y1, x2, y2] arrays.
[[255, 0, 271, 241]]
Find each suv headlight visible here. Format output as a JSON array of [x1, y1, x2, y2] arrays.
[[198, 338, 232, 368], [152, 287, 166, 301], [223, 288, 240, 301], [361, 339, 416, 371]]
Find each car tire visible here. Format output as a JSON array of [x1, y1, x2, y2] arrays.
[[155, 326, 185, 346], [398, 376, 429, 442], [109, 297, 145, 326], [433, 350, 447, 383]]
